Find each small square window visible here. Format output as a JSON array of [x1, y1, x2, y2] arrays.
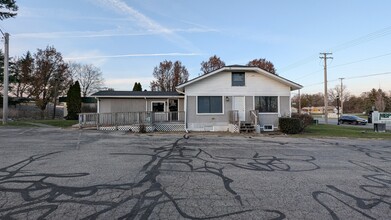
[[232, 72, 245, 86]]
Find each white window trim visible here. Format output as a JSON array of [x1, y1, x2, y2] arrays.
[[151, 101, 165, 112], [231, 72, 246, 87], [196, 96, 224, 115], [253, 96, 280, 114]]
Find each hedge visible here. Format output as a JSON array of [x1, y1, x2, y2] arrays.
[[279, 117, 302, 134]]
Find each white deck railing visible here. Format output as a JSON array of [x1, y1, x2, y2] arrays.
[[79, 111, 185, 129], [250, 110, 259, 125]]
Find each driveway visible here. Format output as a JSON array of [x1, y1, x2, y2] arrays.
[[0, 127, 390, 219]]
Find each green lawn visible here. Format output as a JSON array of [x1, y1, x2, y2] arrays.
[[0, 120, 78, 128], [295, 124, 391, 139]]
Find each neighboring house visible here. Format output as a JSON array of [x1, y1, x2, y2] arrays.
[[176, 65, 302, 131], [301, 106, 336, 114], [59, 97, 97, 118], [84, 66, 302, 132]]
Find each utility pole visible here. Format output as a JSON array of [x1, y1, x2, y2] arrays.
[[339, 77, 345, 114], [320, 52, 333, 124], [2, 33, 9, 125]]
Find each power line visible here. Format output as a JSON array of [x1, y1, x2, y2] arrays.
[[347, 71, 391, 80], [303, 71, 391, 88], [280, 25, 391, 74], [294, 51, 391, 81], [329, 52, 391, 69], [330, 25, 391, 52]]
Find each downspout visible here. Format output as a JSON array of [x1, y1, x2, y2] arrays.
[[96, 98, 100, 113], [176, 88, 188, 133], [145, 97, 147, 111]]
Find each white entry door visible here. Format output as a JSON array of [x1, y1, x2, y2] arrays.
[[233, 96, 245, 122]]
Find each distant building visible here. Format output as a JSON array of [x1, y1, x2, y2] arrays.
[[301, 106, 335, 114]]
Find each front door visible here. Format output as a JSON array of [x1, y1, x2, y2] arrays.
[[169, 99, 178, 121], [233, 96, 245, 122], [152, 101, 166, 122]]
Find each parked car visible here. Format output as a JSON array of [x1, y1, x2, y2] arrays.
[[339, 115, 368, 125]]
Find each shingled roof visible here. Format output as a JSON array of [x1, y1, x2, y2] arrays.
[[91, 90, 183, 98]]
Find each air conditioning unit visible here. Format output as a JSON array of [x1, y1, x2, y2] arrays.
[[263, 124, 274, 131]]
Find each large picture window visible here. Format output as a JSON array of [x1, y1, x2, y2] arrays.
[[198, 96, 223, 114], [232, 72, 245, 86], [255, 96, 278, 113]]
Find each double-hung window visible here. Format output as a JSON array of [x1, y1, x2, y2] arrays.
[[197, 96, 223, 114], [232, 72, 245, 86], [255, 96, 278, 113]]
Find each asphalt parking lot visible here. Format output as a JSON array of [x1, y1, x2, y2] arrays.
[[0, 127, 390, 219]]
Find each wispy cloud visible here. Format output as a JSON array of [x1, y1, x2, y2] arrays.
[[64, 52, 201, 60], [12, 30, 149, 39], [91, 0, 200, 52], [93, 0, 171, 33], [12, 27, 217, 39]]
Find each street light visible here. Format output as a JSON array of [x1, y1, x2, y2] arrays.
[[337, 95, 340, 125]]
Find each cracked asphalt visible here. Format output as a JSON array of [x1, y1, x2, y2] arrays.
[[0, 127, 390, 219]]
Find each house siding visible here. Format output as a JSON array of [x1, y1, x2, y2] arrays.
[[99, 98, 146, 113], [185, 71, 291, 96], [280, 96, 291, 117], [183, 70, 294, 131], [259, 114, 279, 128], [98, 98, 184, 114], [186, 96, 232, 131]]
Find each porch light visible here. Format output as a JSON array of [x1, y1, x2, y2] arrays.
[[225, 96, 230, 102]]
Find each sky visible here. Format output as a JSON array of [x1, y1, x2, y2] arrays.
[[2, 0, 391, 96]]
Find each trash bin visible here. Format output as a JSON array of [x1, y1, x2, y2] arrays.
[[374, 123, 386, 132]]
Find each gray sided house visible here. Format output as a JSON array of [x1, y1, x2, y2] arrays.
[[176, 65, 302, 132], [93, 91, 184, 114], [83, 66, 302, 132]]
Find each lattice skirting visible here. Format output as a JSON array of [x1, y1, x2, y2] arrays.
[[228, 124, 239, 133], [154, 124, 185, 132], [98, 124, 185, 132], [233, 124, 239, 133]]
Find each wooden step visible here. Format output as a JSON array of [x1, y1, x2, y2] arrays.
[[240, 121, 255, 133]]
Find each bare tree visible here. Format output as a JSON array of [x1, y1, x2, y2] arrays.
[[200, 55, 225, 75], [375, 89, 386, 111], [29, 46, 72, 118], [328, 84, 350, 111], [150, 60, 188, 91], [69, 62, 104, 97], [247, 58, 277, 75]]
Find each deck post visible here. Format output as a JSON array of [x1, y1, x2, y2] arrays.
[[115, 112, 118, 130], [96, 113, 100, 130]]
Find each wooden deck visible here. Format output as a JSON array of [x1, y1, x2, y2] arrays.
[[79, 112, 185, 132]]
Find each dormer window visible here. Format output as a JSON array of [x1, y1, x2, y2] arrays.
[[232, 72, 245, 86]]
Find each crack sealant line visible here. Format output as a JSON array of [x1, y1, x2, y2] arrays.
[[18, 128, 34, 135], [76, 131, 82, 150]]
